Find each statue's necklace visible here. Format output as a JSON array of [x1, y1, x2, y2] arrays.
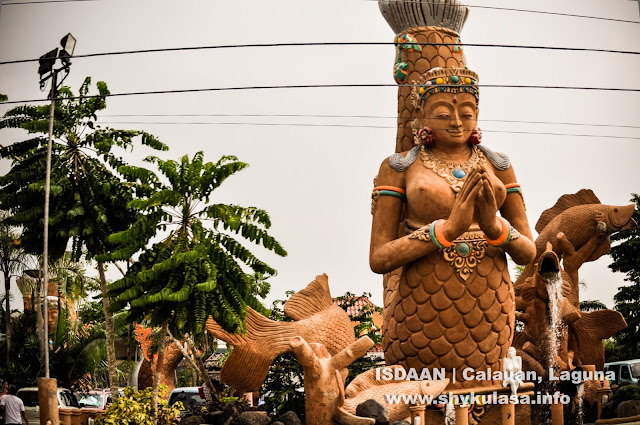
[[420, 145, 486, 194]]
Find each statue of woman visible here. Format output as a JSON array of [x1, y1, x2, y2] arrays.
[[370, 67, 536, 389]]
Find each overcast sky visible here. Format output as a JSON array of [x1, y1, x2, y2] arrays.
[[0, 0, 639, 313]]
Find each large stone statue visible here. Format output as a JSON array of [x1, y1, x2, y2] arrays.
[[371, 44, 536, 392]]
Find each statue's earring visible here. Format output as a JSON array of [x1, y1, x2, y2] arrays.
[[469, 126, 482, 145], [417, 126, 435, 146]]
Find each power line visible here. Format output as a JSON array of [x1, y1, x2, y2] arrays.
[[368, 0, 640, 24], [2, 0, 97, 4], [4, 0, 638, 24], [2, 83, 639, 105], [97, 120, 640, 140], [2, 42, 638, 66], [99, 113, 640, 130]]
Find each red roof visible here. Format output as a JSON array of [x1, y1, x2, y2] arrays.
[[333, 296, 376, 317]]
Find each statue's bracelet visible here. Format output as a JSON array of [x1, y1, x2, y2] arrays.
[[485, 217, 513, 247], [430, 219, 454, 249]]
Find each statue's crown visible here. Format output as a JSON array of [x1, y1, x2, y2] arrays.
[[411, 67, 480, 107]]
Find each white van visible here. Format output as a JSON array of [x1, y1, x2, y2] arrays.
[[604, 359, 640, 386], [16, 387, 80, 423]]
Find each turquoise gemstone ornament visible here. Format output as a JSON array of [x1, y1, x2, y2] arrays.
[[456, 242, 471, 257], [452, 168, 466, 179]]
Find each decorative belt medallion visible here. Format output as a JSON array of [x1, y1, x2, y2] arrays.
[[442, 230, 487, 281]]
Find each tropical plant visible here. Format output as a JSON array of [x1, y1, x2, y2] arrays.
[[95, 386, 181, 425], [608, 194, 640, 358], [49, 303, 107, 390], [104, 152, 286, 417], [0, 309, 42, 387], [0, 77, 167, 396], [0, 210, 32, 366]]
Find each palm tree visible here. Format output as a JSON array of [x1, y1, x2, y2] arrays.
[[105, 152, 287, 418], [0, 211, 32, 367], [0, 77, 167, 396]]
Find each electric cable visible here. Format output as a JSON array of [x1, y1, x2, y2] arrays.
[[2, 42, 638, 66], [99, 113, 640, 130], [365, 0, 640, 24], [96, 120, 640, 140], [2, 83, 639, 105]]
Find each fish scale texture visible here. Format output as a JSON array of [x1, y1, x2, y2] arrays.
[[383, 247, 515, 389], [394, 28, 467, 154]]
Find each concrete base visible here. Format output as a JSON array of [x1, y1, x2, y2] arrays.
[[37, 377, 59, 425]]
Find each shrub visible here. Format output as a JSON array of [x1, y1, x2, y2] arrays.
[[95, 386, 181, 425]]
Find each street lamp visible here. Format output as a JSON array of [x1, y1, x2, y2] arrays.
[[38, 32, 76, 382]]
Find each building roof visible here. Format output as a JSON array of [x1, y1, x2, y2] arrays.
[[333, 296, 377, 317]]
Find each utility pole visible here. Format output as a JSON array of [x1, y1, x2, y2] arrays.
[[36, 33, 76, 425], [42, 68, 56, 379]]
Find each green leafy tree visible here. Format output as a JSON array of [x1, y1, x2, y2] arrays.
[[0, 77, 167, 396], [0, 310, 42, 387], [0, 94, 7, 103], [105, 152, 286, 418], [0, 211, 31, 367], [608, 193, 640, 358], [49, 303, 107, 390]]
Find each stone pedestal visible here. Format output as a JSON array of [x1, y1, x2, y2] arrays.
[[37, 377, 59, 425], [501, 404, 515, 425], [551, 401, 564, 425], [409, 405, 426, 424]]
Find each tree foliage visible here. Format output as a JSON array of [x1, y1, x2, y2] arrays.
[[608, 193, 640, 357], [0, 310, 42, 387], [0, 77, 167, 261], [105, 152, 287, 337], [0, 77, 166, 395], [49, 303, 107, 390]]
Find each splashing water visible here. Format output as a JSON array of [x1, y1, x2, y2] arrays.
[[545, 273, 563, 369], [574, 383, 585, 425]]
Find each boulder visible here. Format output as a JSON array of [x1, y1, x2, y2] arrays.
[[276, 411, 302, 425], [617, 400, 640, 418], [232, 411, 271, 425], [355, 399, 390, 424]]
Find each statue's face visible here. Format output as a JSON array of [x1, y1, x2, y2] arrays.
[[507, 347, 516, 358], [419, 92, 478, 147]]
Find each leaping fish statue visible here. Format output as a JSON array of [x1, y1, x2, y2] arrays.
[[205, 274, 356, 392], [515, 189, 636, 294]]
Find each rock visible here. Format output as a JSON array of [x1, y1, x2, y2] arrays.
[[617, 400, 640, 418], [271, 422, 284, 425], [276, 411, 302, 425], [216, 402, 250, 425], [355, 399, 390, 424], [232, 411, 271, 425], [181, 416, 204, 425], [390, 421, 410, 425]]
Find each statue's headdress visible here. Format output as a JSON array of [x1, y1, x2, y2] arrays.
[[411, 67, 480, 108]]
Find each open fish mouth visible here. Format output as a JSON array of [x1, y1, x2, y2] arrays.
[[537, 249, 560, 283]]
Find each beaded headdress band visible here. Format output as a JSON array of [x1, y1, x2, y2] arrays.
[[411, 68, 480, 108]]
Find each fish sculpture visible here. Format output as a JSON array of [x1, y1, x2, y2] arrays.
[[515, 189, 636, 292], [205, 274, 356, 392], [514, 190, 633, 371]]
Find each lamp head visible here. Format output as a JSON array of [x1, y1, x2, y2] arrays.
[[59, 33, 76, 65], [38, 48, 58, 78]]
